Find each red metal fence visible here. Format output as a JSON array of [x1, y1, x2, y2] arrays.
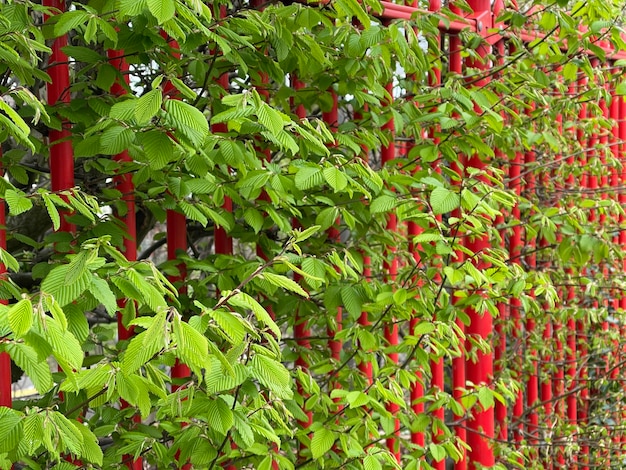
[[3, 0, 626, 468]]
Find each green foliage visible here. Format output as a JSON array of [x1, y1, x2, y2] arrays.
[[0, 0, 623, 469]]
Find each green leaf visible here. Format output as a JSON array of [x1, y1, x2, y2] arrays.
[[370, 194, 397, 214], [164, 99, 208, 146], [89, 276, 118, 316], [250, 354, 292, 399], [42, 192, 61, 231], [262, 272, 309, 298], [53, 10, 90, 36], [62, 46, 103, 64], [0, 247, 19, 273], [173, 317, 209, 370], [5, 189, 33, 216], [41, 264, 91, 307], [206, 398, 234, 435], [311, 427, 336, 459], [227, 291, 280, 338], [430, 187, 459, 215], [122, 311, 167, 374], [363, 455, 382, 470], [139, 130, 174, 170], [50, 412, 83, 457], [45, 317, 84, 372], [429, 442, 446, 462], [135, 89, 163, 124], [0, 407, 23, 453], [147, 0, 176, 24], [72, 420, 104, 465], [8, 298, 33, 338], [100, 125, 135, 155], [323, 166, 348, 192], [6, 342, 53, 393], [257, 102, 284, 135], [207, 308, 246, 344], [295, 166, 323, 190]]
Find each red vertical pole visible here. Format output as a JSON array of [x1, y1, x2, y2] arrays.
[[424, 2, 444, 466], [0, 160, 9, 408], [380, 80, 400, 462], [322, 93, 343, 365], [524, 105, 538, 452], [615, 77, 626, 460], [291, 76, 314, 432], [463, 1, 494, 468], [352, 91, 373, 385], [577, 70, 590, 470], [492, 0, 507, 445], [107, 51, 138, 336], [564, 81, 578, 467], [448, 21, 467, 470], [44, 0, 74, 234], [107, 48, 142, 470], [552, 80, 565, 469]]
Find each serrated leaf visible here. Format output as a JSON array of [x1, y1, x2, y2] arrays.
[[341, 286, 362, 319], [45, 317, 83, 372], [41, 264, 90, 307], [207, 308, 246, 344], [429, 442, 446, 462], [53, 10, 90, 36], [0, 407, 23, 453], [0, 247, 19, 273], [174, 318, 209, 369], [243, 207, 264, 233], [109, 99, 137, 121], [47, 298, 68, 331], [363, 455, 382, 470], [147, 0, 176, 24], [311, 427, 335, 459], [262, 272, 309, 298], [227, 291, 280, 338], [370, 194, 397, 214], [89, 276, 117, 316], [139, 130, 174, 170], [5, 189, 32, 216], [256, 102, 284, 135], [295, 166, 323, 190], [42, 192, 61, 230], [323, 166, 347, 192], [100, 125, 134, 155], [50, 412, 83, 457], [250, 354, 292, 398], [121, 311, 166, 374], [5, 342, 53, 393], [430, 187, 459, 215], [135, 89, 163, 125], [206, 398, 233, 435], [72, 420, 103, 465], [62, 46, 102, 64], [164, 99, 208, 146], [8, 299, 33, 338]]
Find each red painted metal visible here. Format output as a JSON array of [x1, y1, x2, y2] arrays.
[[448, 19, 467, 470], [380, 81, 400, 462], [322, 93, 343, 364], [617, 84, 626, 459], [44, 0, 74, 234], [577, 70, 590, 470], [0, 157, 9, 408], [107, 48, 142, 470], [524, 105, 538, 453], [463, 0, 494, 468], [492, 0, 508, 445]]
